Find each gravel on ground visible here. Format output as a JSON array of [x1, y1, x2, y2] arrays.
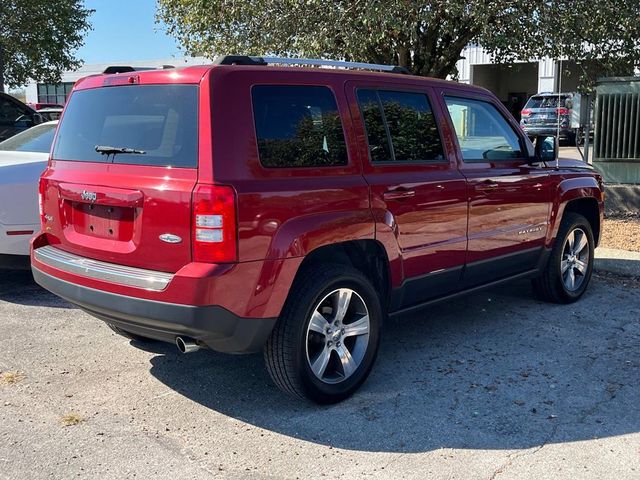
[[601, 214, 640, 252]]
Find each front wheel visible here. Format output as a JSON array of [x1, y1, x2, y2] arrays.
[[264, 264, 382, 404], [532, 212, 594, 303]]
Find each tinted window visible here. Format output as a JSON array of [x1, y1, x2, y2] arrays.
[[525, 95, 569, 109], [53, 85, 198, 167], [445, 97, 523, 161], [0, 97, 29, 126], [356, 90, 392, 162], [0, 122, 57, 153], [252, 85, 347, 168], [357, 89, 444, 163]]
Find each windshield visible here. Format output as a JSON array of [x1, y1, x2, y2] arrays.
[[525, 95, 569, 109], [0, 122, 57, 153], [53, 85, 198, 167]]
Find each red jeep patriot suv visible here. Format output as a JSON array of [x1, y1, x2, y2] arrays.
[[31, 56, 604, 403]]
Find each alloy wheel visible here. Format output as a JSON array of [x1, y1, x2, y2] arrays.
[[561, 227, 590, 291], [305, 288, 370, 384]]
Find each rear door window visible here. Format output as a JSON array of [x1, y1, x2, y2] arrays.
[[252, 85, 347, 168], [53, 85, 198, 167], [357, 89, 445, 163]]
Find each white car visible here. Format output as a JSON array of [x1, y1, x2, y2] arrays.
[[0, 121, 57, 268]]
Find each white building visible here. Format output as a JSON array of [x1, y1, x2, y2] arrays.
[[24, 56, 207, 106]]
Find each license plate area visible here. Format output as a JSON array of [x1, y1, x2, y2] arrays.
[[69, 201, 135, 240], [531, 115, 555, 124]]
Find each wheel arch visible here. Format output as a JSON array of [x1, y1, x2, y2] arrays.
[[290, 240, 393, 313], [563, 197, 602, 246], [549, 178, 604, 247]]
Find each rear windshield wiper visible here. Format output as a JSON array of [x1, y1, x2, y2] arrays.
[[95, 145, 147, 156]]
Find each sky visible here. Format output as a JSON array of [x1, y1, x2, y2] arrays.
[[76, 0, 183, 64]]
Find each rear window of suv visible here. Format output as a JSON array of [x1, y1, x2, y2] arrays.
[[53, 85, 198, 167], [525, 95, 569, 109]]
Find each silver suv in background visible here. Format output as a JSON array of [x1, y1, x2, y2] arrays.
[[520, 92, 576, 144]]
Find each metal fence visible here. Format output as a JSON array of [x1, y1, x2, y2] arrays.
[[593, 77, 640, 184]]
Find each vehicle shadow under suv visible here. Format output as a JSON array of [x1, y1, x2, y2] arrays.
[[0, 269, 74, 309], [148, 276, 639, 453]]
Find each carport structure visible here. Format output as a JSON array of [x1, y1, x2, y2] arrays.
[[470, 62, 539, 121]]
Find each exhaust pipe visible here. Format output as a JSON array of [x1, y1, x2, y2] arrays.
[[176, 336, 200, 354]]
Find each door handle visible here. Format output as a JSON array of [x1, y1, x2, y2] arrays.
[[477, 181, 499, 191], [383, 189, 416, 201]]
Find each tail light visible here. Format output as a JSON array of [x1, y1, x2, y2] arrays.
[[191, 184, 237, 263], [521, 109, 532, 117], [38, 177, 46, 226], [556, 107, 569, 115]]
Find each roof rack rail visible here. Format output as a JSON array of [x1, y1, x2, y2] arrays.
[[212, 55, 410, 74], [102, 65, 175, 75]]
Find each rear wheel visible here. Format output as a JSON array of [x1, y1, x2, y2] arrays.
[[264, 264, 381, 404], [532, 212, 594, 303]]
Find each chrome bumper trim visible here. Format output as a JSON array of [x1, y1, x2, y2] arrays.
[[33, 246, 174, 291]]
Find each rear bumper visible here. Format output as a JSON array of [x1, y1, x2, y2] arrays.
[[522, 126, 574, 138], [32, 266, 277, 353]]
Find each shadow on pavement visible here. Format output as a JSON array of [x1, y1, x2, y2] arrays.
[[0, 269, 73, 308], [148, 277, 640, 453]]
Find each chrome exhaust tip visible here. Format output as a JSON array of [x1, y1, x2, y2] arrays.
[[176, 336, 200, 354]]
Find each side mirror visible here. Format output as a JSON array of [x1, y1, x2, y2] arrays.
[[534, 135, 558, 163]]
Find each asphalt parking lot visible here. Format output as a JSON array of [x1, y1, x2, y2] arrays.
[[1, 269, 639, 479]]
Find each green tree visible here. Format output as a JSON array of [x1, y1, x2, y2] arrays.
[[0, 0, 93, 92], [488, 0, 640, 90], [157, 0, 640, 88]]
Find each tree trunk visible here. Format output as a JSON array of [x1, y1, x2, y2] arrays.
[[397, 46, 411, 71], [0, 43, 5, 93]]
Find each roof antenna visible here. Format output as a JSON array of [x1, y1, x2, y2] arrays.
[[555, 58, 562, 170]]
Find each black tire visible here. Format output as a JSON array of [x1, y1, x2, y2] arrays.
[[532, 212, 595, 303], [264, 264, 382, 404], [107, 323, 155, 342]]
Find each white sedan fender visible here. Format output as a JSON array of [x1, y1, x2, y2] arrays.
[[0, 151, 48, 256]]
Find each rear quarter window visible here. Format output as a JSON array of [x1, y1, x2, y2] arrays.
[[252, 85, 348, 168], [53, 85, 198, 167]]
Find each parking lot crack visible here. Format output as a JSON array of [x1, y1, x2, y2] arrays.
[[487, 423, 559, 480]]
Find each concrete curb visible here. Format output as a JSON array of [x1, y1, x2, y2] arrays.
[[594, 247, 640, 277]]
